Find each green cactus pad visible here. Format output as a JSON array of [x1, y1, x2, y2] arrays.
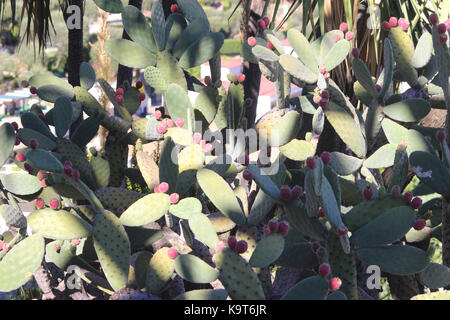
[[249, 233, 285, 268], [122, 87, 141, 115], [364, 143, 397, 169], [411, 32, 433, 68], [411, 291, 450, 300], [0, 204, 26, 229], [214, 248, 265, 300], [276, 242, 319, 269], [169, 198, 202, 220], [189, 213, 220, 249], [120, 193, 170, 227], [352, 58, 378, 99], [95, 187, 144, 212], [279, 139, 314, 161], [324, 40, 350, 71], [21, 112, 55, 141], [327, 291, 348, 300], [197, 168, 246, 226], [80, 62, 96, 90], [405, 129, 434, 156], [157, 50, 188, 91], [418, 263, 450, 289], [93, 0, 123, 13], [105, 39, 156, 68], [178, 144, 204, 173], [165, 83, 194, 130], [350, 206, 416, 247], [178, 0, 209, 25], [354, 80, 374, 106], [279, 54, 318, 84], [173, 18, 209, 58], [70, 117, 100, 149], [144, 66, 167, 94], [252, 45, 280, 62], [194, 86, 219, 123], [179, 32, 224, 69], [319, 30, 345, 62], [284, 201, 327, 241], [0, 234, 44, 292], [287, 28, 318, 73], [93, 210, 130, 292], [355, 245, 429, 275], [37, 84, 74, 103], [383, 99, 431, 123], [174, 254, 219, 283], [175, 289, 228, 300], [122, 5, 157, 53], [45, 240, 93, 271], [145, 247, 174, 294], [0, 123, 16, 166], [389, 27, 418, 87], [328, 152, 362, 175], [26, 149, 64, 173], [90, 152, 110, 189], [159, 137, 178, 194], [29, 73, 73, 90], [380, 39, 394, 99], [381, 118, 408, 145], [165, 13, 187, 51], [208, 212, 236, 233], [319, 176, 344, 230], [151, 1, 166, 50], [1, 173, 41, 196], [281, 275, 329, 300], [136, 148, 160, 190]]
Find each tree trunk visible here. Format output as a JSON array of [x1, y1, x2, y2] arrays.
[[116, 0, 143, 88], [443, 198, 450, 270]]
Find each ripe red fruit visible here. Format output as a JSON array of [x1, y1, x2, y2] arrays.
[[403, 191, 413, 203], [169, 193, 180, 204], [337, 225, 348, 236], [36, 198, 45, 209], [381, 21, 391, 31], [116, 88, 124, 95], [339, 22, 348, 32], [398, 18, 409, 30], [263, 226, 271, 235], [156, 124, 167, 134], [329, 277, 342, 291], [389, 17, 398, 27], [64, 161, 72, 169], [263, 17, 270, 26], [41, 179, 47, 188], [167, 247, 178, 259], [318, 263, 331, 277], [30, 139, 38, 150], [267, 41, 274, 50], [235, 240, 248, 254], [318, 207, 325, 218], [306, 157, 317, 169], [352, 48, 360, 58], [71, 239, 81, 246], [136, 81, 143, 89], [154, 110, 162, 120], [363, 186, 373, 200], [391, 185, 401, 197], [247, 37, 257, 47], [49, 199, 59, 210], [159, 182, 169, 193], [258, 20, 266, 30], [24, 163, 32, 172], [411, 197, 422, 210], [139, 93, 146, 101], [278, 221, 290, 236], [291, 185, 303, 199], [440, 33, 448, 44], [321, 90, 330, 100], [11, 122, 18, 131], [166, 119, 175, 128], [116, 95, 124, 104], [176, 118, 185, 127], [227, 236, 237, 250], [323, 72, 330, 79], [72, 169, 80, 180], [15, 134, 20, 146], [430, 13, 439, 25], [237, 74, 246, 83], [2, 243, 11, 253], [38, 114, 45, 121], [154, 185, 160, 193], [321, 152, 332, 165], [375, 84, 382, 92], [413, 219, 426, 231], [280, 186, 292, 201], [345, 31, 354, 41], [313, 95, 322, 104], [202, 143, 213, 153], [438, 23, 447, 34], [268, 220, 279, 233], [243, 169, 253, 181], [30, 86, 38, 95], [37, 170, 46, 181], [193, 132, 202, 144], [16, 153, 26, 162], [445, 20, 450, 30], [437, 130, 446, 142], [64, 167, 72, 176], [333, 34, 341, 42], [204, 76, 212, 86]]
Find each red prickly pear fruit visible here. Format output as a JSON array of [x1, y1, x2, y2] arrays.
[[440, 33, 448, 44], [154, 185, 160, 193], [329, 277, 342, 291], [159, 182, 169, 194], [268, 41, 274, 50], [166, 119, 175, 128], [116, 95, 124, 103], [16, 153, 26, 162], [167, 247, 178, 259], [247, 37, 257, 47], [139, 93, 146, 101], [318, 207, 325, 218], [227, 236, 237, 250], [339, 22, 348, 32], [136, 81, 143, 89], [323, 72, 330, 79], [444, 20, 450, 30], [54, 243, 61, 253], [235, 240, 248, 254], [375, 84, 382, 92], [345, 31, 354, 41], [363, 186, 373, 200], [411, 197, 422, 210], [49, 199, 59, 210], [321, 90, 330, 100], [337, 225, 348, 236], [204, 76, 212, 85], [24, 163, 33, 172], [2, 243, 11, 253], [64, 167, 72, 176], [391, 185, 401, 197], [30, 139, 38, 150], [333, 34, 341, 42], [430, 13, 439, 25], [36, 198, 45, 209], [116, 88, 124, 95], [403, 191, 413, 204], [398, 18, 409, 30], [15, 134, 20, 146], [318, 263, 331, 277], [154, 110, 162, 120], [280, 186, 292, 201], [156, 124, 167, 134], [436, 130, 446, 142], [202, 143, 213, 153], [319, 65, 326, 74], [263, 17, 270, 26], [11, 122, 18, 131], [237, 74, 246, 83], [169, 193, 180, 204], [268, 220, 279, 233], [41, 179, 47, 188], [30, 86, 38, 95], [37, 170, 46, 181], [193, 132, 202, 144], [311, 242, 321, 253], [352, 48, 360, 58], [38, 114, 45, 121], [313, 95, 322, 104], [263, 226, 271, 235], [176, 118, 185, 127], [291, 185, 303, 199], [71, 238, 81, 246], [170, 4, 178, 13], [243, 169, 253, 181], [64, 161, 72, 169], [389, 17, 398, 27], [321, 152, 332, 165], [306, 157, 317, 169], [413, 219, 426, 231], [438, 23, 447, 34], [278, 221, 290, 236], [381, 21, 391, 31], [258, 20, 266, 30], [72, 169, 80, 180], [319, 98, 329, 109]]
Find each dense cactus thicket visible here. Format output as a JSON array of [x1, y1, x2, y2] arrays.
[[0, 0, 449, 300]]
